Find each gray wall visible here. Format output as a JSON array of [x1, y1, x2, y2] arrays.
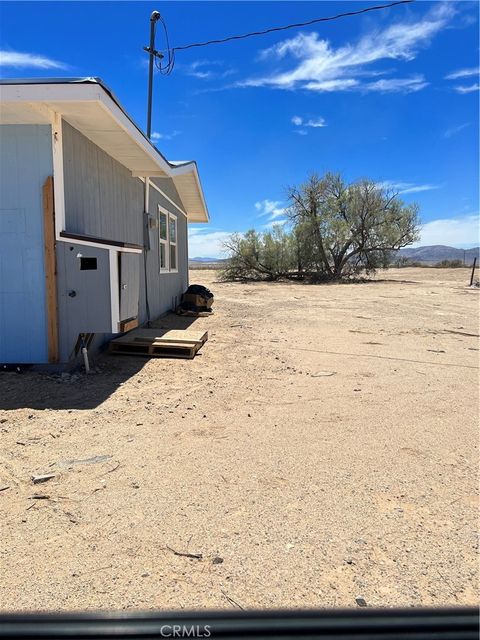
[[138, 182, 189, 324], [56, 242, 112, 363], [60, 120, 189, 362], [63, 121, 144, 244], [0, 125, 52, 363]]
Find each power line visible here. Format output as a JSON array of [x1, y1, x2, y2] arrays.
[[170, 0, 414, 53]]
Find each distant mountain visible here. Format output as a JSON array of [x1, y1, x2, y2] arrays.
[[189, 247, 480, 265], [398, 245, 479, 264], [189, 256, 224, 262]]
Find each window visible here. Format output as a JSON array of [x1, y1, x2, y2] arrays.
[[169, 214, 177, 271], [158, 207, 178, 273], [159, 211, 168, 271]]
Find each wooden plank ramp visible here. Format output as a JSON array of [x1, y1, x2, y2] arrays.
[[109, 328, 208, 359]]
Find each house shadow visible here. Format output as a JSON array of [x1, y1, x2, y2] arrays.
[[0, 314, 202, 411]]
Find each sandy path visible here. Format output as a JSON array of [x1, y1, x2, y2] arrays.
[[0, 268, 478, 611]]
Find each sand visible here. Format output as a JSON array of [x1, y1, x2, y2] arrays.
[[0, 267, 478, 611]]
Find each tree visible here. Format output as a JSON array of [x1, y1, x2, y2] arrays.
[[221, 226, 295, 281], [221, 172, 420, 282], [287, 173, 420, 278]]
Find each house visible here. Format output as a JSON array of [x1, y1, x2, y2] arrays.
[[0, 77, 209, 369]]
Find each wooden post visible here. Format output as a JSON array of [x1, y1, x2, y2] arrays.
[[43, 176, 59, 363], [470, 257, 477, 287]]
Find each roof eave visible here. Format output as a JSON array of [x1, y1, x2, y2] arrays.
[[0, 78, 209, 222]]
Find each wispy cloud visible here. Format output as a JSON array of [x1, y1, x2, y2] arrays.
[[454, 83, 480, 94], [236, 2, 454, 93], [184, 59, 235, 80], [414, 214, 480, 248], [443, 122, 470, 138], [151, 130, 181, 142], [255, 199, 286, 222], [291, 115, 327, 129], [444, 66, 479, 94], [445, 66, 479, 80], [188, 227, 232, 258], [377, 181, 442, 195], [0, 49, 68, 69], [361, 75, 428, 93]]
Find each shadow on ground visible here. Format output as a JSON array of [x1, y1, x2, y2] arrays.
[[0, 314, 200, 411]]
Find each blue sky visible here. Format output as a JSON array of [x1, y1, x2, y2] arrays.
[[1, 1, 478, 256]]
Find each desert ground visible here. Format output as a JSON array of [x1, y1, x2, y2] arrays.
[[0, 267, 478, 611]]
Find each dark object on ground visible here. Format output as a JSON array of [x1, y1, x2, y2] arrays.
[[177, 284, 214, 316], [185, 284, 214, 298], [166, 545, 203, 560], [469, 257, 477, 287], [0, 608, 477, 639]]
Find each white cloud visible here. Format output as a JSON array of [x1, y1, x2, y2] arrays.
[[237, 3, 454, 93], [445, 66, 479, 80], [443, 122, 470, 138], [151, 130, 181, 141], [0, 50, 68, 69], [305, 117, 327, 128], [413, 214, 480, 247], [188, 228, 232, 258], [377, 181, 441, 195], [184, 59, 235, 80], [454, 83, 480, 94], [399, 184, 441, 195], [255, 199, 286, 221], [362, 75, 428, 92], [291, 115, 326, 134]]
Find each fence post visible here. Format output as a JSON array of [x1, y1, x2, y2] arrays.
[[469, 257, 477, 287]]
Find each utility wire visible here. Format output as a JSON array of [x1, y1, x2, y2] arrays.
[[170, 0, 414, 53], [152, 0, 414, 76]]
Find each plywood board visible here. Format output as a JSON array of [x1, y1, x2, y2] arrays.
[[43, 176, 59, 363], [113, 328, 208, 346]]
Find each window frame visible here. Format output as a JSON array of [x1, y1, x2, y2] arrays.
[[158, 205, 178, 274], [169, 212, 178, 273], [158, 207, 169, 273]]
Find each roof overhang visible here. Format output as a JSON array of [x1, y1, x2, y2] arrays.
[[0, 78, 209, 222]]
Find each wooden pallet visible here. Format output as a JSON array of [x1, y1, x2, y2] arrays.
[[109, 328, 208, 359]]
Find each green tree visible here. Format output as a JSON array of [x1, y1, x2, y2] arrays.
[[287, 173, 420, 278], [221, 172, 420, 282]]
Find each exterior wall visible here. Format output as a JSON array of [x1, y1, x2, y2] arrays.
[[60, 120, 189, 362], [0, 124, 52, 363], [56, 242, 112, 363], [139, 182, 189, 323], [62, 120, 144, 244]]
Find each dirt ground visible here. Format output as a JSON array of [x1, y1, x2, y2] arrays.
[[0, 267, 478, 612]]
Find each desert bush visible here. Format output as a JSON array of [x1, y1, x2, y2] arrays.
[[220, 226, 295, 281], [433, 259, 465, 268], [390, 256, 423, 268]]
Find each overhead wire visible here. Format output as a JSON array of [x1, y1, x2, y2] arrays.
[[151, 0, 414, 75], [155, 0, 415, 75]]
